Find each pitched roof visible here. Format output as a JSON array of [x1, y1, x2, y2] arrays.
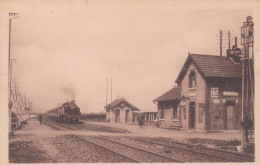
[[176, 54, 242, 83], [104, 98, 140, 111], [153, 87, 181, 102]]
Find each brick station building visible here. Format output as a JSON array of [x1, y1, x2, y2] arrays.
[[154, 53, 243, 130], [105, 98, 140, 123]]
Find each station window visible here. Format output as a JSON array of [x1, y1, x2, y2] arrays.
[[183, 106, 187, 119], [173, 106, 178, 119], [189, 70, 196, 88], [159, 104, 165, 119], [160, 109, 164, 119]]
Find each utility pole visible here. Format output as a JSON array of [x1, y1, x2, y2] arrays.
[[28, 99, 30, 118], [13, 78, 16, 101], [106, 78, 108, 106], [23, 93, 26, 114], [9, 59, 15, 102], [20, 95, 24, 114], [241, 16, 254, 152], [220, 30, 223, 56], [8, 13, 19, 134], [111, 78, 112, 102], [30, 102, 33, 114], [228, 31, 231, 50]]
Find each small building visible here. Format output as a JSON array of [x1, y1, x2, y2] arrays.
[[154, 53, 244, 130], [105, 98, 140, 123], [153, 87, 181, 128]]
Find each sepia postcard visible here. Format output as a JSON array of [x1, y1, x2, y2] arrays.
[[0, 0, 259, 164]]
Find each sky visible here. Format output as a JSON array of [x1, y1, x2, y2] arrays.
[[0, 0, 258, 114]]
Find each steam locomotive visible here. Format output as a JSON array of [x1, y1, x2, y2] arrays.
[[46, 100, 81, 123]]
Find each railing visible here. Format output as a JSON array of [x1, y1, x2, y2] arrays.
[[11, 114, 37, 130]]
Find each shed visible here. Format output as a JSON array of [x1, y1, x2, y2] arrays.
[[104, 98, 140, 123]]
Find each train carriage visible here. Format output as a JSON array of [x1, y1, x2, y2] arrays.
[[47, 108, 58, 120]]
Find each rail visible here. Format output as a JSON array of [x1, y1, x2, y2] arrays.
[[142, 137, 254, 162], [97, 136, 183, 162], [74, 135, 140, 163]]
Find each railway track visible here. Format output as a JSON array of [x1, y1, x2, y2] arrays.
[[42, 118, 78, 131], [43, 117, 128, 133], [77, 135, 183, 163], [155, 137, 254, 162], [83, 123, 129, 133], [73, 135, 139, 163], [41, 118, 254, 162], [102, 136, 221, 162], [128, 136, 254, 162], [42, 120, 182, 162]]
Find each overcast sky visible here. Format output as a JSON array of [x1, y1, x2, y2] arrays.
[[0, 0, 258, 113]]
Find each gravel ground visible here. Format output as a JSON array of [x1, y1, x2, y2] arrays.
[[9, 134, 59, 163], [9, 118, 254, 163], [9, 133, 135, 163], [51, 135, 135, 163], [9, 118, 136, 163]]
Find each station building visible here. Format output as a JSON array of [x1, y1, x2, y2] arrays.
[[105, 98, 140, 123], [154, 53, 242, 130]]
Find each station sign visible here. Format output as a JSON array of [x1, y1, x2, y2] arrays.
[[223, 91, 238, 96], [211, 87, 219, 98]]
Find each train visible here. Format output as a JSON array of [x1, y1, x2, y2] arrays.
[[46, 100, 81, 123]]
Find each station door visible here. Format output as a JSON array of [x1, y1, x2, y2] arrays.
[[189, 102, 196, 129], [115, 109, 120, 123], [225, 105, 234, 130], [125, 109, 130, 123]]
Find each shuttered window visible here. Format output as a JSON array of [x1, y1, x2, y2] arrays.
[[173, 106, 178, 119], [189, 70, 196, 88]]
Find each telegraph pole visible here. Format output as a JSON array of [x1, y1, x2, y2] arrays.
[[228, 31, 231, 50], [106, 78, 108, 106], [111, 78, 112, 102], [220, 30, 223, 56], [8, 13, 19, 134], [28, 99, 30, 118], [23, 93, 26, 111], [14, 78, 18, 102]]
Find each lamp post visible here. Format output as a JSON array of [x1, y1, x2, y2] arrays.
[[8, 13, 19, 134]]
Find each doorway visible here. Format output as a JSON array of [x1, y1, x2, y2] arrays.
[[125, 109, 129, 123], [115, 109, 120, 123], [189, 102, 196, 129], [224, 102, 235, 130]]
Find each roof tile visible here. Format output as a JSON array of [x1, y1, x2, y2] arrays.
[[190, 54, 242, 78], [153, 87, 181, 102]]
